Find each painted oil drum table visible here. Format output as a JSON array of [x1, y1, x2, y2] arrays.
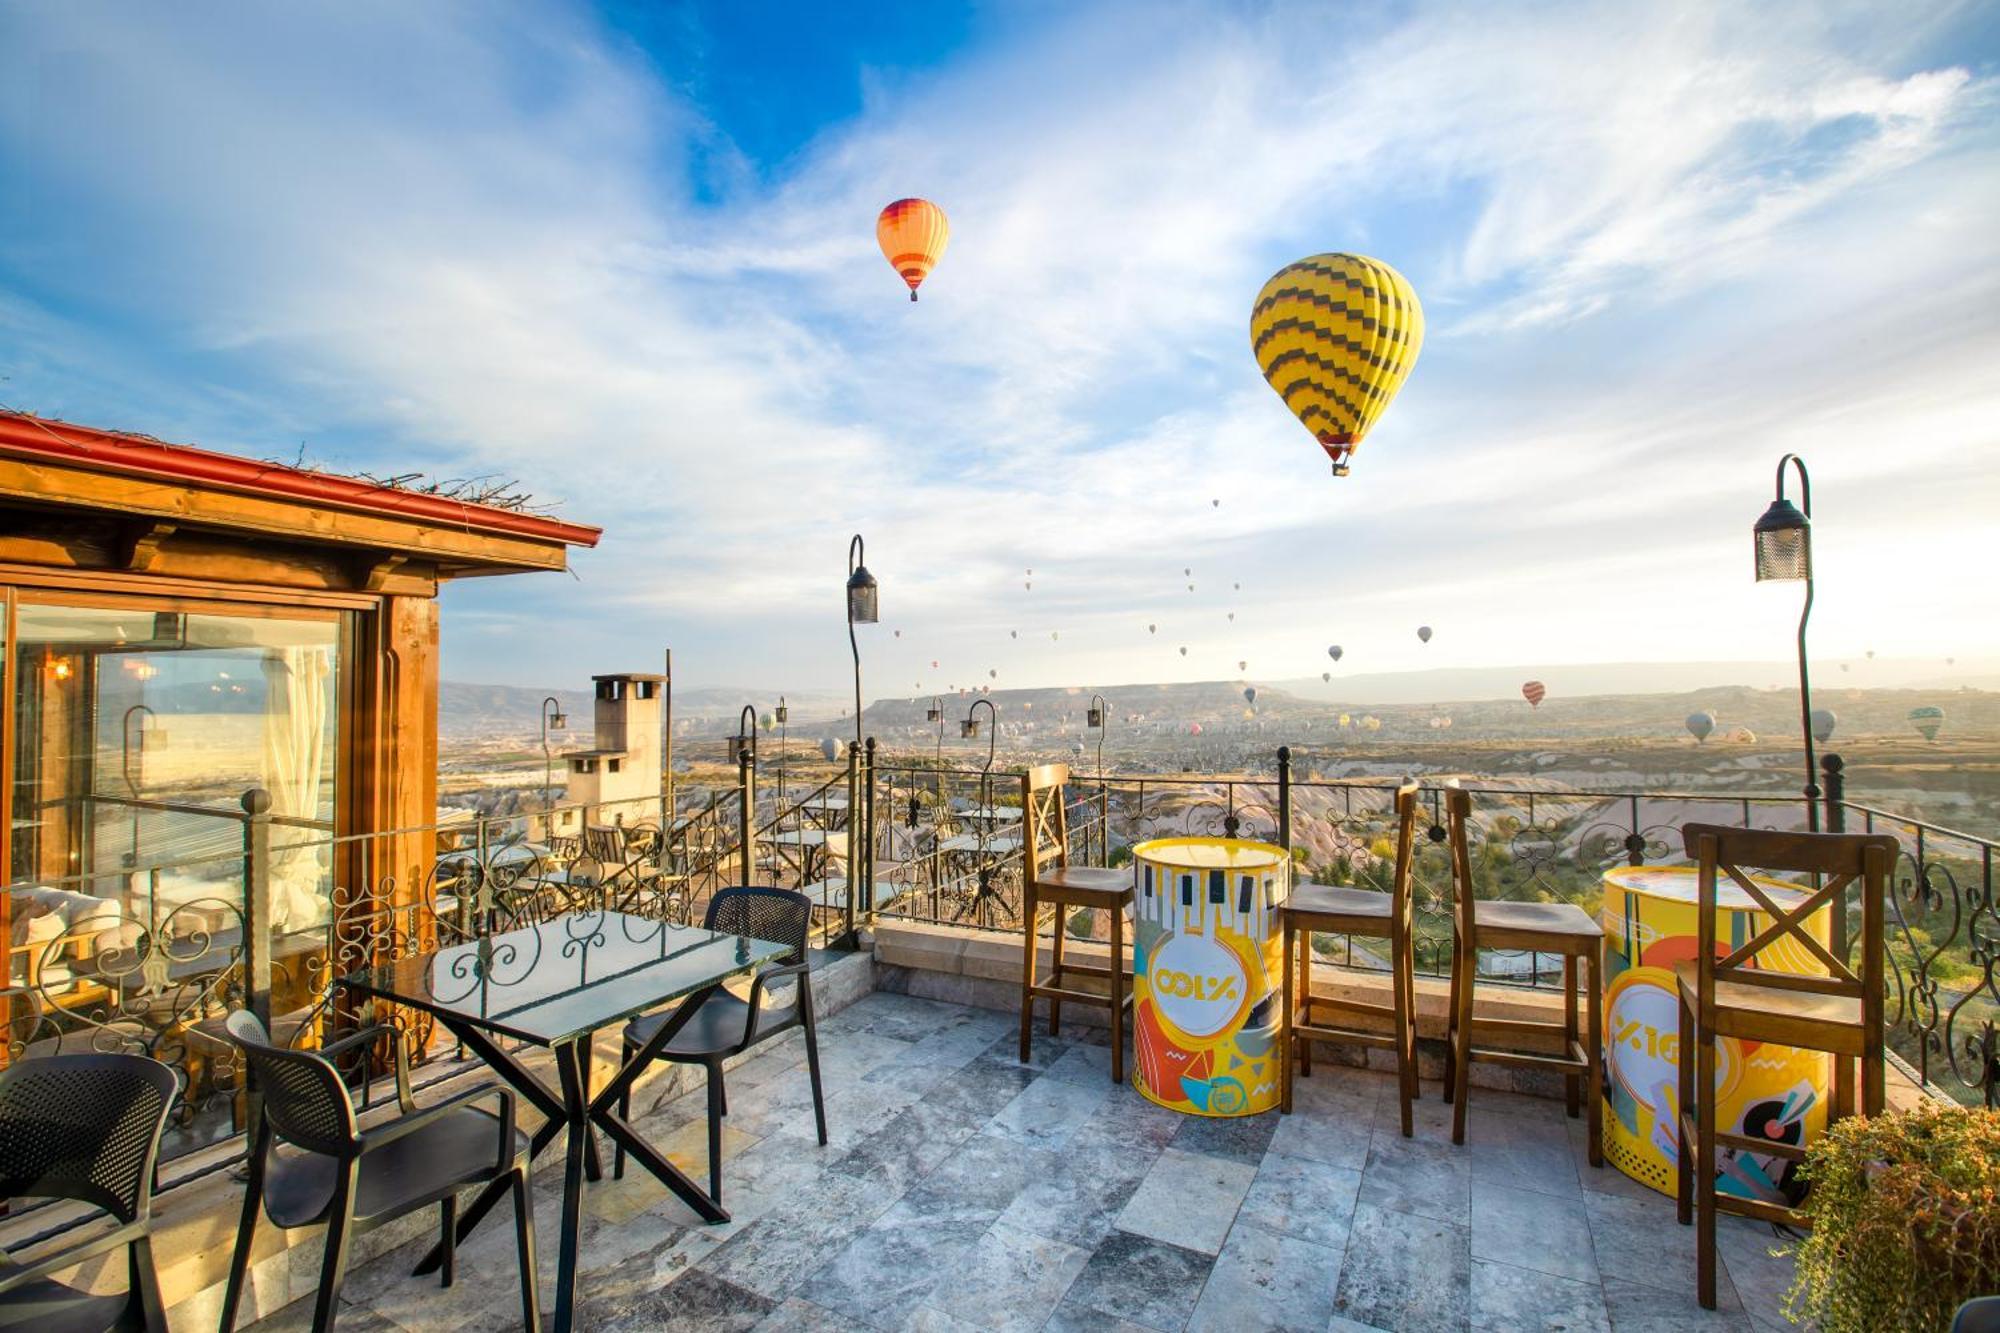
[[1129, 837, 1291, 1116], [1600, 864, 1832, 1204]]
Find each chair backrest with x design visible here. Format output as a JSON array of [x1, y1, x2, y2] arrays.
[[1021, 763, 1074, 882], [1680, 824, 1896, 1010]]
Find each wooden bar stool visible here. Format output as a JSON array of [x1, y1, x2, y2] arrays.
[[1281, 782, 1420, 1136], [1676, 824, 1894, 1310], [1018, 762, 1135, 1081], [1440, 786, 1605, 1162]]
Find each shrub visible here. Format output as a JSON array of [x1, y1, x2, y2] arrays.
[[1786, 1100, 2000, 1332]]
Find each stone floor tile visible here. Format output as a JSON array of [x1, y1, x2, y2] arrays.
[[997, 1142, 1156, 1249], [1116, 1146, 1259, 1256], [985, 1073, 1111, 1152], [1713, 1216, 1800, 1331], [1068, 1083, 1186, 1155], [829, 1094, 989, 1194], [569, 1266, 778, 1332], [1061, 1230, 1216, 1332], [1331, 1203, 1471, 1333], [1470, 1259, 1610, 1331], [1043, 1041, 1117, 1085], [1467, 1106, 1584, 1199], [799, 1195, 986, 1329], [1600, 1277, 1755, 1331], [1357, 1133, 1471, 1226], [910, 1131, 1058, 1220], [696, 1170, 900, 1301], [1468, 1179, 1597, 1283], [1170, 1107, 1280, 1165], [923, 1054, 1043, 1124], [927, 1221, 1092, 1333], [907, 1306, 994, 1332], [1187, 1221, 1343, 1333], [1270, 1100, 1375, 1171], [752, 1296, 857, 1331], [1582, 1190, 1742, 1307], [1040, 1300, 1155, 1333], [1237, 1151, 1363, 1251], [984, 1031, 1074, 1072]]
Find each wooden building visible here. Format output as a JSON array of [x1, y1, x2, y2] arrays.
[[0, 410, 598, 1088]]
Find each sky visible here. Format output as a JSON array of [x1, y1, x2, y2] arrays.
[[1, 0, 1997, 700]]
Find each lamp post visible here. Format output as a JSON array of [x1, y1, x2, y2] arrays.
[[846, 534, 878, 752], [1754, 453, 1819, 832], [539, 695, 568, 811], [1087, 693, 1110, 864], [963, 697, 998, 924], [733, 704, 758, 873], [775, 695, 790, 803]]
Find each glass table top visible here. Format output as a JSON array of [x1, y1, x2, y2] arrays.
[[341, 911, 789, 1046]]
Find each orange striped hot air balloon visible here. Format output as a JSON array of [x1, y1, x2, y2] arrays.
[[876, 198, 949, 301], [1251, 253, 1423, 476]]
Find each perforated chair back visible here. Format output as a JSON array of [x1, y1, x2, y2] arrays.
[[706, 886, 811, 966], [0, 1052, 178, 1223], [223, 1009, 359, 1157]]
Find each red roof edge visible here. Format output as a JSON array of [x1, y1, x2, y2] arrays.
[[0, 411, 602, 548]]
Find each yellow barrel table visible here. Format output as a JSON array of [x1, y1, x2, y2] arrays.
[[1600, 864, 1831, 1204], [1129, 838, 1291, 1116]]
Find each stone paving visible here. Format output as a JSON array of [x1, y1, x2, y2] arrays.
[[243, 991, 1798, 1331]]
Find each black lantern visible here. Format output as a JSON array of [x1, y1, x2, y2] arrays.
[[540, 695, 568, 812], [847, 533, 876, 749], [1755, 454, 1820, 830]]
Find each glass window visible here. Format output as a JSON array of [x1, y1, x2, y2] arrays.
[[8, 600, 341, 943]]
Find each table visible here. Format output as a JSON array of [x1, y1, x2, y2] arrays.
[[1129, 838, 1290, 1117], [1599, 865, 1831, 1203], [340, 911, 787, 1331]]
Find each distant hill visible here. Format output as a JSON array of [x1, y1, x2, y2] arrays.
[[440, 680, 850, 742]]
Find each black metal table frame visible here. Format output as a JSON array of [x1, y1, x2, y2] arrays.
[[340, 975, 731, 1333]]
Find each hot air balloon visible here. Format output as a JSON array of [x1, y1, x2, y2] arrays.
[[1188, 722, 1203, 735], [1328, 645, 1343, 662], [1417, 626, 1433, 644], [1183, 567, 1191, 577], [1227, 612, 1235, 622], [1243, 686, 1257, 705], [1187, 584, 1195, 593], [1010, 630, 1017, 639], [931, 660, 939, 669], [1521, 680, 1546, 708], [1211, 499, 1220, 508], [820, 737, 840, 762], [1178, 646, 1188, 657], [1238, 661, 1249, 672], [1233, 583, 1240, 592], [989, 668, 998, 679], [1866, 650, 1876, 659], [1148, 623, 1157, 634], [876, 198, 949, 301], [1251, 253, 1424, 476], [1050, 631, 1059, 641], [1338, 713, 1350, 728], [759, 712, 775, 730], [1685, 712, 1716, 743], [1025, 581, 1032, 591], [1909, 705, 1944, 742], [1322, 671, 1331, 682], [1026, 568, 1033, 576], [1810, 709, 1837, 744]]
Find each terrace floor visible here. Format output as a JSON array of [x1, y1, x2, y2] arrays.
[[242, 991, 1797, 1332]]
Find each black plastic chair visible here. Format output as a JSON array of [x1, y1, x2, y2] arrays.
[[614, 886, 827, 1201], [0, 1053, 178, 1333], [217, 1012, 538, 1333]]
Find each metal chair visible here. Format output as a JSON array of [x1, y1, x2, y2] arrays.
[[1676, 824, 1894, 1310], [1441, 785, 1604, 1159], [0, 1053, 178, 1333], [614, 886, 825, 1202], [1281, 782, 1421, 1135], [218, 1012, 538, 1333], [1017, 763, 1134, 1081]]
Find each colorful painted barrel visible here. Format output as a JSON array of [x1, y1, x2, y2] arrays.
[[1600, 865, 1832, 1203], [1130, 838, 1291, 1116]]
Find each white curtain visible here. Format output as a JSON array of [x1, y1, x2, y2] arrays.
[[261, 646, 332, 932]]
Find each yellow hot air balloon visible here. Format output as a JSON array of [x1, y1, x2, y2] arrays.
[[1251, 253, 1423, 476], [876, 198, 949, 301]]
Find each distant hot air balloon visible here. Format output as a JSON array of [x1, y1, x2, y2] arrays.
[[1338, 713, 1350, 728], [1188, 722, 1203, 735], [1026, 568, 1033, 576], [1417, 626, 1433, 644], [1243, 686, 1257, 705], [1521, 680, 1546, 708], [1866, 650, 1876, 659], [1184, 567, 1192, 577], [1211, 499, 1220, 508], [1148, 623, 1157, 634], [1233, 583, 1240, 592], [1051, 631, 1059, 641], [1238, 661, 1248, 672], [1010, 630, 1017, 639], [1685, 712, 1716, 743], [1810, 708, 1837, 744], [820, 737, 840, 762], [1328, 645, 1343, 662], [1227, 612, 1235, 622], [759, 712, 775, 730], [1909, 705, 1945, 742], [1025, 581, 1032, 591], [931, 660, 939, 669], [876, 197, 949, 301], [989, 668, 998, 679], [1251, 253, 1424, 477], [1178, 646, 1188, 657], [892, 629, 901, 638]]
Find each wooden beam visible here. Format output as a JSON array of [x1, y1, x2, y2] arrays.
[[355, 552, 410, 592], [118, 520, 178, 571]]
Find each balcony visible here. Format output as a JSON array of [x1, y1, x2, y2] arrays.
[[220, 989, 1800, 1332]]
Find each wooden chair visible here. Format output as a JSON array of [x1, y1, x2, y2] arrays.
[[1018, 763, 1134, 1081], [1676, 824, 1894, 1310], [1281, 782, 1420, 1135], [1441, 786, 1604, 1161]]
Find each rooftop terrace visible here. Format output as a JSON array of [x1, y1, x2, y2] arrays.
[[229, 989, 1797, 1333]]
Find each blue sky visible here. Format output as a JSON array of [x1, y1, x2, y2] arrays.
[[1, 1, 1997, 698]]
